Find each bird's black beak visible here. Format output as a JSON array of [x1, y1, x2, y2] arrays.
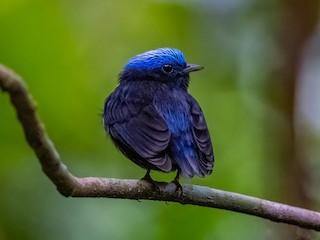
[[183, 64, 204, 73]]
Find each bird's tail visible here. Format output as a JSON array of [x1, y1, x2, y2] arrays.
[[172, 146, 212, 178]]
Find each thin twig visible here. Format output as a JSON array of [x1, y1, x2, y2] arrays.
[[0, 63, 319, 231]]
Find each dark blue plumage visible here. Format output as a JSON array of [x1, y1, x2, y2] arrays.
[[103, 48, 214, 183]]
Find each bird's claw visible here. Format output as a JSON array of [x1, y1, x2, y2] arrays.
[[171, 170, 183, 197], [172, 178, 183, 198]]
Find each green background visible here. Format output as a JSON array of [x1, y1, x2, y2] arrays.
[[1, 0, 319, 239]]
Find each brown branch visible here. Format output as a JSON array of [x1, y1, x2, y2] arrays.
[[1, 63, 320, 231]]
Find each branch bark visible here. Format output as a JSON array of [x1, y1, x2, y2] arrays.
[[1, 64, 320, 231]]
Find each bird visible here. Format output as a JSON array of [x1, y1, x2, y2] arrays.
[[103, 48, 214, 188]]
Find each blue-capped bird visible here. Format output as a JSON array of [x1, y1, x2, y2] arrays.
[[103, 48, 214, 187]]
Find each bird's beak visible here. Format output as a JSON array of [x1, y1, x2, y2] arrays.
[[183, 64, 204, 73]]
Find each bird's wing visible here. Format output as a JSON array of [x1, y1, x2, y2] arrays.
[[188, 97, 214, 174], [104, 95, 172, 171]]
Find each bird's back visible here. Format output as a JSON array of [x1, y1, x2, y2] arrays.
[[154, 88, 214, 178], [104, 81, 213, 178]]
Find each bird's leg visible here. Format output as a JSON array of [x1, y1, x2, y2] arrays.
[[172, 170, 183, 194], [141, 169, 160, 192], [141, 169, 152, 181]]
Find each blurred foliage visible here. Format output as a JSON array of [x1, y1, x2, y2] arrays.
[[1, 0, 319, 239]]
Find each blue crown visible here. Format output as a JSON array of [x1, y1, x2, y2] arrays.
[[124, 48, 186, 70]]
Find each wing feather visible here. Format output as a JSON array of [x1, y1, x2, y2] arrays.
[[188, 97, 214, 172], [104, 93, 172, 171]]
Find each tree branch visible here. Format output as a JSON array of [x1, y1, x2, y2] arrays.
[[1, 63, 320, 231]]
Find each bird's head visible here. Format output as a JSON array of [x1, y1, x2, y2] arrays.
[[119, 48, 203, 90]]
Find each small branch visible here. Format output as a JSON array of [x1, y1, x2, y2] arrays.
[[1, 63, 320, 231]]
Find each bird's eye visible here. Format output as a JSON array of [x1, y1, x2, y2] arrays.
[[162, 64, 173, 73]]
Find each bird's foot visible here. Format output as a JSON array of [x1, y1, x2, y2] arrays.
[[141, 170, 160, 193], [172, 178, 183, 192], [172, 171, 183, 197]]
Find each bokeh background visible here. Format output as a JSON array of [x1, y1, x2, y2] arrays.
[[1, 0, 320, 239]]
